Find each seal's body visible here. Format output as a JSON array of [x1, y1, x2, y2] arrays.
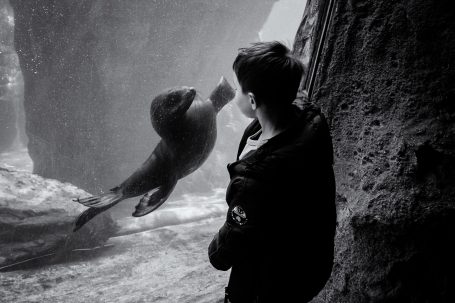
[[74, 77, 234, 231]]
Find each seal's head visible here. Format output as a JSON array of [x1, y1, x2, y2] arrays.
[[150, 86, 197, 135]]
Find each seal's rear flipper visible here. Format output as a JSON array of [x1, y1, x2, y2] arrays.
[[73, 188, 123, 209], [132, 177, 177, 217], [73, 205, 114, 232]]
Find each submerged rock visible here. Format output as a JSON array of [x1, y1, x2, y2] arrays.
[[0, 100, 16, 153], [0, 167, 118, 268], [0, 217, 228, 302]]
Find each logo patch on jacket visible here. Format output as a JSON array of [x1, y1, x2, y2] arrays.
[[231, 205, 247, 225]]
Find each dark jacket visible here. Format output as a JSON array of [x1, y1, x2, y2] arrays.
[[208, 103, 336, 303]]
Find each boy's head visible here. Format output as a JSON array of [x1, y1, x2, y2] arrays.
[[232, 41, 304, 114]]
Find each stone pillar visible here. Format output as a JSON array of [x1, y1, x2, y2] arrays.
[[294, 0, 455, 302], [0, 0, 17, 153]]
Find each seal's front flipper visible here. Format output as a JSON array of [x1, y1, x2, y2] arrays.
[[209, 76, 235, 113], [132, 177, 177, 217]]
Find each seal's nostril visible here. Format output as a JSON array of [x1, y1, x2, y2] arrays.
[[187, 87, 197, 98]]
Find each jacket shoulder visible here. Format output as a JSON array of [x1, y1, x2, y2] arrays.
[[269, 103, 332, 160]]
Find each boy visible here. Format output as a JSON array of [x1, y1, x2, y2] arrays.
[[208, 41, 336, 303]]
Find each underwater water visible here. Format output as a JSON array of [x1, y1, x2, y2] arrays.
[[0, 0, 307, 302]]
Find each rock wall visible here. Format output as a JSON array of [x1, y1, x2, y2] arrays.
[[9, 0, 276, 195], [293, 0, 455, 302]]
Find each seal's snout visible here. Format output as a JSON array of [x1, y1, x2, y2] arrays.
[[185, 86, 197, 100]]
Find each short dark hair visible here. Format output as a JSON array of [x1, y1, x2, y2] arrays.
[[233, 41, 304, 107]]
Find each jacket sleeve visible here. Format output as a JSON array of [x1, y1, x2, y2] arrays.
[[208, 177, 260, 271], [207, 220, 238, 271]]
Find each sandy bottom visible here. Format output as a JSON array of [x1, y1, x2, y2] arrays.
[[0, 217, 228, 303]]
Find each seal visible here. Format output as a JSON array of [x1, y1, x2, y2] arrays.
[[73, 77, 235, 232]]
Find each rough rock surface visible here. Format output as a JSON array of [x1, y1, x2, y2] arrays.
[[8, 0, 275, 195], [0, 166, 118, 268], [0, 0, 17, 153], [293, 0, 455, 302]]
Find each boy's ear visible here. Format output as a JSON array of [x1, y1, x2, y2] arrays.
[[248, 92, 257, 110]]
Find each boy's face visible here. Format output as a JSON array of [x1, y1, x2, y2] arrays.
[[232, 72, 255, 119]]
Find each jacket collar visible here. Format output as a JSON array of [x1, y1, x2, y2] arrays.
[[235, 102, 321, 163]]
